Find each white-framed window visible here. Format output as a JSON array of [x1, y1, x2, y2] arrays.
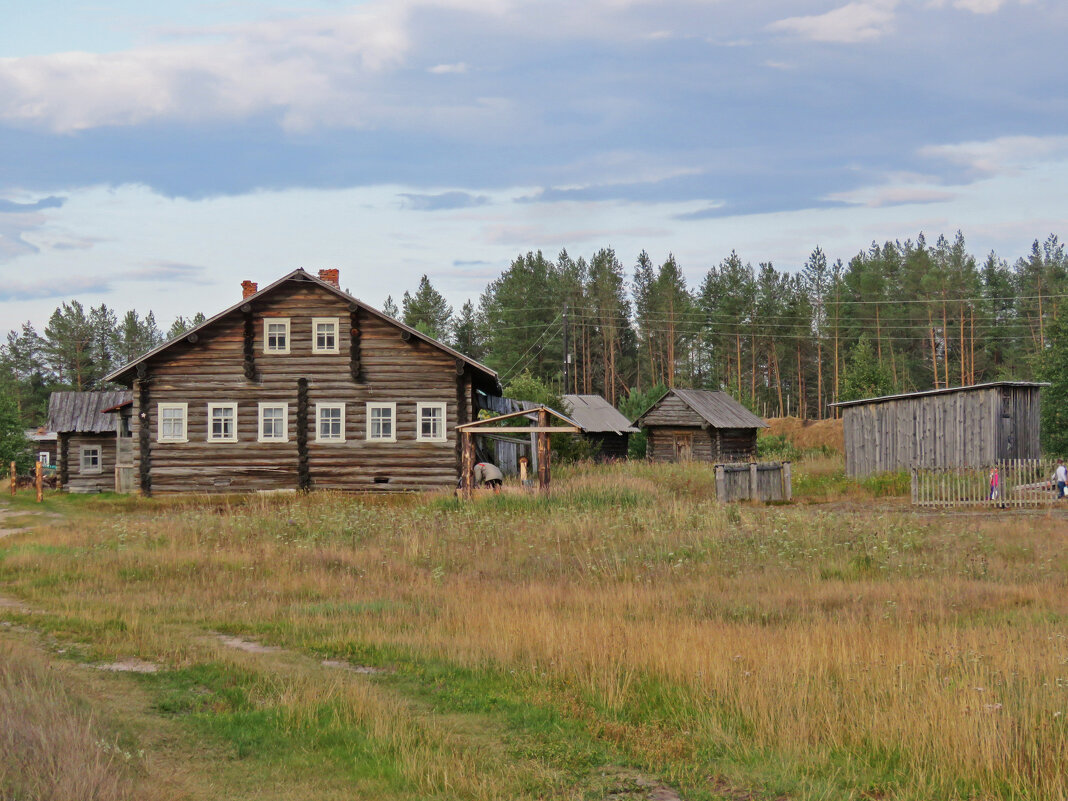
[[316, 403, 345, 442], [80, 446, 101, 474], [157, 402, 188, 443], [258, 403, 289, 443], [312, 317, 340, 354], [416, 402, 447, 442], [263, 318, 291, 354], [366, 402, 396, 442], [39, 451, 51, 466], [207, 403, 239, 443]]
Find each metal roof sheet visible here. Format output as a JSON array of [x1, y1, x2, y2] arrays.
[[828, 381, 1047, 409], [563, 394, 639, 434], [634, 388, 768, 429], [48, 390, 132, 434]]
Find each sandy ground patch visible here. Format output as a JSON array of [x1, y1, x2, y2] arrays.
[[95, 658, 160, 673], [321, 658, 388, 674], [215, 634, 281, 653]]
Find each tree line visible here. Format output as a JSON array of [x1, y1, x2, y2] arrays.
[[3, 230, 1067, 431]]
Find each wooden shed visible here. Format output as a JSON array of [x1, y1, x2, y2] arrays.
[[830, 382, 1044, 478], [563, 394, 638, 460], [633, 388, 767, 462], [48, 390, 133, 493], [103, 268, 500, 494]]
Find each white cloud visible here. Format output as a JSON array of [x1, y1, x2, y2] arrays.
[[920, 135, 1068, 178], [429, 62, 469, 74], [768, 1, 898, 43], [826, 184, 957, 207]]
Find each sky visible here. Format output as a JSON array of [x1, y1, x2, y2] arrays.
[[2, 0, 1067, 331]]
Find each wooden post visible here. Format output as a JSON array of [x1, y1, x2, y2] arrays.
[[910, 468, 917, 506], [519, 457, 528, 487], [461, 431, 474, 501], [749, 462, 758, 502], [537, 408, 550, 495], [715, 465, 726, 502], [35, 461, 42, 503], [9, 461, 15, 496], [782, 461, 792, 502]]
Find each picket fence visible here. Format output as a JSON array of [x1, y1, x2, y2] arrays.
[[910, 459, 1061, 508]]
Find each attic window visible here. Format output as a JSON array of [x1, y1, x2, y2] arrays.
[[312, 318, 339, 354], [264, 318, 291, 354]]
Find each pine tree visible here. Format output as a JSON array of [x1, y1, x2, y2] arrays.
[[381, 296, 399, 319], [452, 300, 485, 361], [402, 275, 453, 342], [43, 301, 97, 390]]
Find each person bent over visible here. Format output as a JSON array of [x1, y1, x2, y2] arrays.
[[473, 462, 504, 492]]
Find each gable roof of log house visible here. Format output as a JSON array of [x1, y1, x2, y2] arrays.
[[563, 394, 639, 434], [48, 390, 133, 434], [104, 268, 501, 393], [633, 388, 768, 429]]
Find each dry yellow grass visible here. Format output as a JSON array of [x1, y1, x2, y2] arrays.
[[2, 465, 1068, 799], [764, 416, 845, 454]]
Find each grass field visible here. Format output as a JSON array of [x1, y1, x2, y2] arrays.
[[2, 459, 1067, 800]]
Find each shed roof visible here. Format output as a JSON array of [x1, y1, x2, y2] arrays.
[[634, 388, 768, 429], [48, 391, 133, 434], [563, 394, 639, 434], [103, 268, 500, 394], [829, 381, 1046, 409]]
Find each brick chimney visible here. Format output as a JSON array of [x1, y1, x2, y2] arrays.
[[318, 268, 340, 288], [241, 280, 258, 299]]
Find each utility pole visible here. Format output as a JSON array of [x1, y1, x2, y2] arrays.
[[562, 303, 569, 394]]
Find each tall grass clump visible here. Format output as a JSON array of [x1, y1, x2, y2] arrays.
[[0, 639, 137, 801]]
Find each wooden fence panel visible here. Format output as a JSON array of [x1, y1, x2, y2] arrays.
[[714, 462, 791, 503], [910, 459, 1057, 508]]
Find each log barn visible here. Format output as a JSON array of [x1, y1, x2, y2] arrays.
[[562, 394, 638, 460], [831, 382, 1044, 478], [104, 268, 500, 494], [632, 388, 767, 462], [48, 390, 133, 493]]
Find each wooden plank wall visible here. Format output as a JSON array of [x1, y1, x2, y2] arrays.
[[843, 386, 1042, 477], [63, 433, 117, 493], [132, 282, 468, 493]]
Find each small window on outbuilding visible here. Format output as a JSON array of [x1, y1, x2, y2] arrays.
[[80, 446, 101, 474]]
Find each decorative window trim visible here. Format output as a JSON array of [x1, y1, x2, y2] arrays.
[[315, 403, 346, 443], [207, 402, 239, 443], [157, 402, 188, 443], [263, 318, 291, 354], [366, 402, 397, 443], [312, 317, 340, 354], [416, 402, 448, 443], [80, 445, 102, 474], [257, 402, 289, 443]]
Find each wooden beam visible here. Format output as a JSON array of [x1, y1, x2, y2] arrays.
[[461, 431, 474, 500], [458, 426, 581, 434], [537, 408, 550, 494]]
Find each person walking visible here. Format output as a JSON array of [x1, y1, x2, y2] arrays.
[[1056, 459, 1067, 500]]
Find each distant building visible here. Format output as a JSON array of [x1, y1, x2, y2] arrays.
[[24, 427, 57, 467], [830, 381, 1044, 477], [563, 394, 638, 460], [48, 391, 133, 492], [632, 388, 767, 462]]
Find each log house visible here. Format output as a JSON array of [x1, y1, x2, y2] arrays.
[[104, 269, 501, 494]]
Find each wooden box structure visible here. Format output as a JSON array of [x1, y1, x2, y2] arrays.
[[632, 388, 767, 462], [831, 382, 1044, 478], [48, 391, 133, 493], [562, 394, 637, 460], [104, 269, 500, 494]]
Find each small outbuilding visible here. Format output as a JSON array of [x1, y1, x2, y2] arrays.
[[830, 381, 1044, 477], [563, 394, 638, 460], [48, 390, 133, 493], [633, 388, 767, 462]]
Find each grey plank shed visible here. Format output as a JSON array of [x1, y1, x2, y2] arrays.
[[830, 382, 1044, 477]]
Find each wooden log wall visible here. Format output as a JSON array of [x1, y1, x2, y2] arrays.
[[64, 433, 117, 493], [843, 386, 1042, 478], [131, 281, 471, 493]]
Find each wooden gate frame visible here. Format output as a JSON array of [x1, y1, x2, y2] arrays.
[[456, 406, 581, 498]]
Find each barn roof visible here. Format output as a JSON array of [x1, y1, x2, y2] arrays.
[[829, 381, 1047, 409], [633, 388, 768, 429], [563, 394, 639, 434], [48, 391, 133, 434], [103, 268, 500, 393]]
